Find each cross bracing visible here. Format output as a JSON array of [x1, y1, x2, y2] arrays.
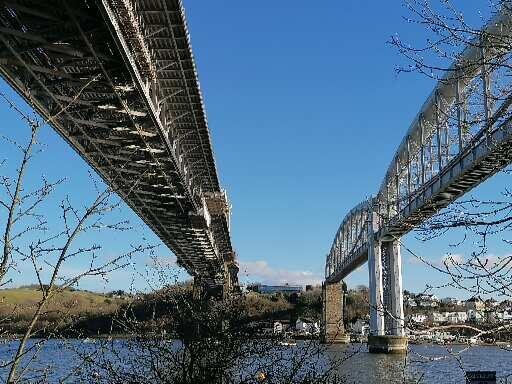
[[326, 8, 512, 283], [0, 0, 238, 291]]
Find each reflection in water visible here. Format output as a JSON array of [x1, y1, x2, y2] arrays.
[[327, 343, 409, 384], [330, 343, 512, 383]]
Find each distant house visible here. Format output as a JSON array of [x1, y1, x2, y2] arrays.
[[466, 296, 485, 311], [504, 310, 512, 322], [445, 312, 467, 324], [409, 314, 427, 324], [441, 297, 461, 306], [273, 321, 283, 334], [430, 312, 446, 323], [405, 297, 417, 308], [417, 294, 439, 308], [467, 309, 484, 323], [419, 300, 438, 308], [487, 309, 512, 323], [419, 294, 439, 302], [254, 284, 303, 295], [296, 319, 319, 335], [350, 319, 369, 335]]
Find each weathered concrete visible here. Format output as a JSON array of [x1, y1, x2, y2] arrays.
[[321, 281, 350, 344], [368, 335, 408, 354]]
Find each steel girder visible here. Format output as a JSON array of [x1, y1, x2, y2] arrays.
[[0, 0, 237, 289], [326, 8, 512, 282]]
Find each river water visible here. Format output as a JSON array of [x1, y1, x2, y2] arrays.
[[0, 340, 511, 383]]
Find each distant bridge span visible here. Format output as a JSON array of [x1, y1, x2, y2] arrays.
[[322, 9, 512, 350], [0, 0, 237, 293]]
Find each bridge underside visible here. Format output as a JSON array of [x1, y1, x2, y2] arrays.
[[0, 0, 238, 290]]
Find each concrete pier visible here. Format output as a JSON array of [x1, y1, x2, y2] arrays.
[[367, 236, 407, 354], [321, 281, 350, 344], [367, 335, 408, 354]]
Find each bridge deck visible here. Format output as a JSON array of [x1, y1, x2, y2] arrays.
[[0, 0, 237, 288]]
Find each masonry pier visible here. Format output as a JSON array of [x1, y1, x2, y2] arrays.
[[321, 280, 350, 344]]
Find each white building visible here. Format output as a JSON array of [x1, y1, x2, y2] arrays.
[[409, 314, 428, 324], [445, 312, 467, 323], [430, 312, 445, 323], [419, 294, 439, 302], [350, 319, 370, 335], [295, 319, 320, 335], [273, 321, 283, 334], [467, 309, 484, 323], [420, 300, 438, 308], [441, 297, 462, 306], [430, 311, 468, 324], [487, 310, 512, 323], [405, 298, 417, 308]]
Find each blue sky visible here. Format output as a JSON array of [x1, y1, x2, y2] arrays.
[[0, 1, 508, 299]]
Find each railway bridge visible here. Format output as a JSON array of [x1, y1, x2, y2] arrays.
[[0, 0, 238, 296], [322, 8, 512, 352]]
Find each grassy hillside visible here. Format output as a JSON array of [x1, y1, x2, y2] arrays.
[[0, 287, 120, 306], [0, 287, 127, 335]]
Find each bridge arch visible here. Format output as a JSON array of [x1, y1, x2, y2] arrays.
[[323, 7, 512, 349]]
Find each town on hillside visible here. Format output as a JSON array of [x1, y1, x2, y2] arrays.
[[243, 283, 512, 345]]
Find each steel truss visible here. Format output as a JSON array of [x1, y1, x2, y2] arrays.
[[0, 0, 238, 290]]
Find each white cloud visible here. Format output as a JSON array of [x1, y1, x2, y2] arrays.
[[406, 255, 425, 265], [239, 260, 322, 287], [441, 254, 464, 267], [439, 253, 512, 269]]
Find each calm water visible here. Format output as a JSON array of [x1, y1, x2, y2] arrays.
[[330, 343, 512, 383], [0, 340, 511, 383]]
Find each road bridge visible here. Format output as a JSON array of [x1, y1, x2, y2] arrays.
[[322, 8, 512, 351], [0, 0, 238, 295]]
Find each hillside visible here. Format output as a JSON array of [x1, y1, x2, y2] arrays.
[[0, 285, 368, 337], [0, 287, 127, 335]]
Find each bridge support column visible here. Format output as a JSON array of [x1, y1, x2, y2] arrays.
[[367, 237, 407, 353], [192, 277, 204, 300], [321, 281, 350, 344], [368, 217, 385, 337]]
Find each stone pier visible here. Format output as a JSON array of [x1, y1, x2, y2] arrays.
[[321, 281, 350, 344]]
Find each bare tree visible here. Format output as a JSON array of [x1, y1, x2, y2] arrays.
[[390, 0, 512, 381], [70, 266, 355, 384], [0, 87, 158, 383]]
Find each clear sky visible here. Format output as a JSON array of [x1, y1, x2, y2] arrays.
[[0, 1, 508, 299]]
